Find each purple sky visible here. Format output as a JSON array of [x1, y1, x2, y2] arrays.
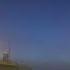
[[0, 0, 70, 63]]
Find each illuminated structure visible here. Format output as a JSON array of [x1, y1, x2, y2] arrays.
[[0, 41, 32, 70], [3, 48, 10, 62]]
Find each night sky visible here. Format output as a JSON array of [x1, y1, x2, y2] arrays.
[[0, 0, 70, 64]]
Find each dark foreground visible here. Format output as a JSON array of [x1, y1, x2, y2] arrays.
[[0, 63, 32, 70]]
